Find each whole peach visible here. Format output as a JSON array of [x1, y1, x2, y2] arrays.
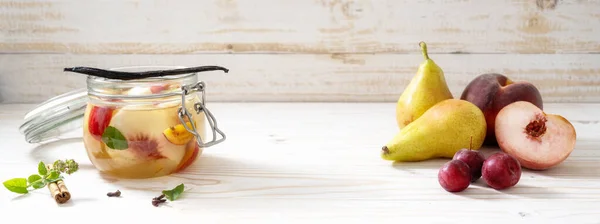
[[460, 73, 543, 145]]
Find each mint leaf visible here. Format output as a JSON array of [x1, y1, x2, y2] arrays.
[[27, 174, 41, 184], [31, 180, 46, 189], [3, 178, 29, 194], [47, 171, 59, 180], [46, 175, 63, 183], [28, 174, 46, 189], [38, 161, 47, 176], [162, 183, 185, 201], [101, 126, 128, 150]]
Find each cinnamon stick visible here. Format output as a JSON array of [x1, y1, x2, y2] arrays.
[[46, 165, 71, 204], [48, 180, 71, 204]]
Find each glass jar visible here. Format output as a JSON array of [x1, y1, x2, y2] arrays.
[[19, 66, 226, 179]]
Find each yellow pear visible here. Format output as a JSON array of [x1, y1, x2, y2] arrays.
[[382, 99, 487, 162], [396, 42, 453, 129]]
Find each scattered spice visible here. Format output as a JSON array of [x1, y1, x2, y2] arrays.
[[107, 190, 121, 197], [63, 66, 229, 80], [152, 194, 167, 207]]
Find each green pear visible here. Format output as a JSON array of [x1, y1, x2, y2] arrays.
[[382, 99, 487, 162], [396, 42, 453, 129]]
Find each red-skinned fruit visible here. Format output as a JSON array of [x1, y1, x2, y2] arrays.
[[452, 136, 486, 182], [495, 101, 577, 170], [438, 160, 471, 192], [88, 106, 114, 141], [150, 84, 170, 94], [175, 143, 200, 172], [481, 152, 521, 190], [460, 73, 543, 145]]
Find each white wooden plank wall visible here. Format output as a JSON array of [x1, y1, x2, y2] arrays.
[[0, 0, 599, 103]]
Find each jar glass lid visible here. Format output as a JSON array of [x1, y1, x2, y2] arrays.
[[19, 88, 88, 143]]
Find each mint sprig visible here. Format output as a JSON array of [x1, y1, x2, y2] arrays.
[[3, 160, 79, 195]]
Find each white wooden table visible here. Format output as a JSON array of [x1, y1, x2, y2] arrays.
[[1, 103, 599, 223]]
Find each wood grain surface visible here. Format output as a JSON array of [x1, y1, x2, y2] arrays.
[[1, 0, 599, 54], [1, 53, 598, 103], [1, 103, 599, 222], [1, 0, 599, 103]]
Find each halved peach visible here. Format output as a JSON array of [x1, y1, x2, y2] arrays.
[[495, 101, 577, 170]]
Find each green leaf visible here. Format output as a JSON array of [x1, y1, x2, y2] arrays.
[[38, 161, 47, 176], [31, 180, 46, 189], [162, 183, 185, 201], [101, 126, 128, 150], [47, 171, 59, 180], [27, 174, 41, 184], [29, 174, 47, 189], [3, 178, 29, 194], [46, 176, 63, 184]]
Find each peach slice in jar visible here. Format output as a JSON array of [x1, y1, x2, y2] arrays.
[[150, 83, 172, 94], [88, 105, 115, 141], [109, 103, 187, 162], [175, 140, 201, 172], [163, 121, 196, 145]]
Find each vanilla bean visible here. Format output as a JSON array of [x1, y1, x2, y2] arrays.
[[63, 66, 229, 80]]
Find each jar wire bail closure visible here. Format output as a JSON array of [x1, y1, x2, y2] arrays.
[[178, 81, 226, 148]]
